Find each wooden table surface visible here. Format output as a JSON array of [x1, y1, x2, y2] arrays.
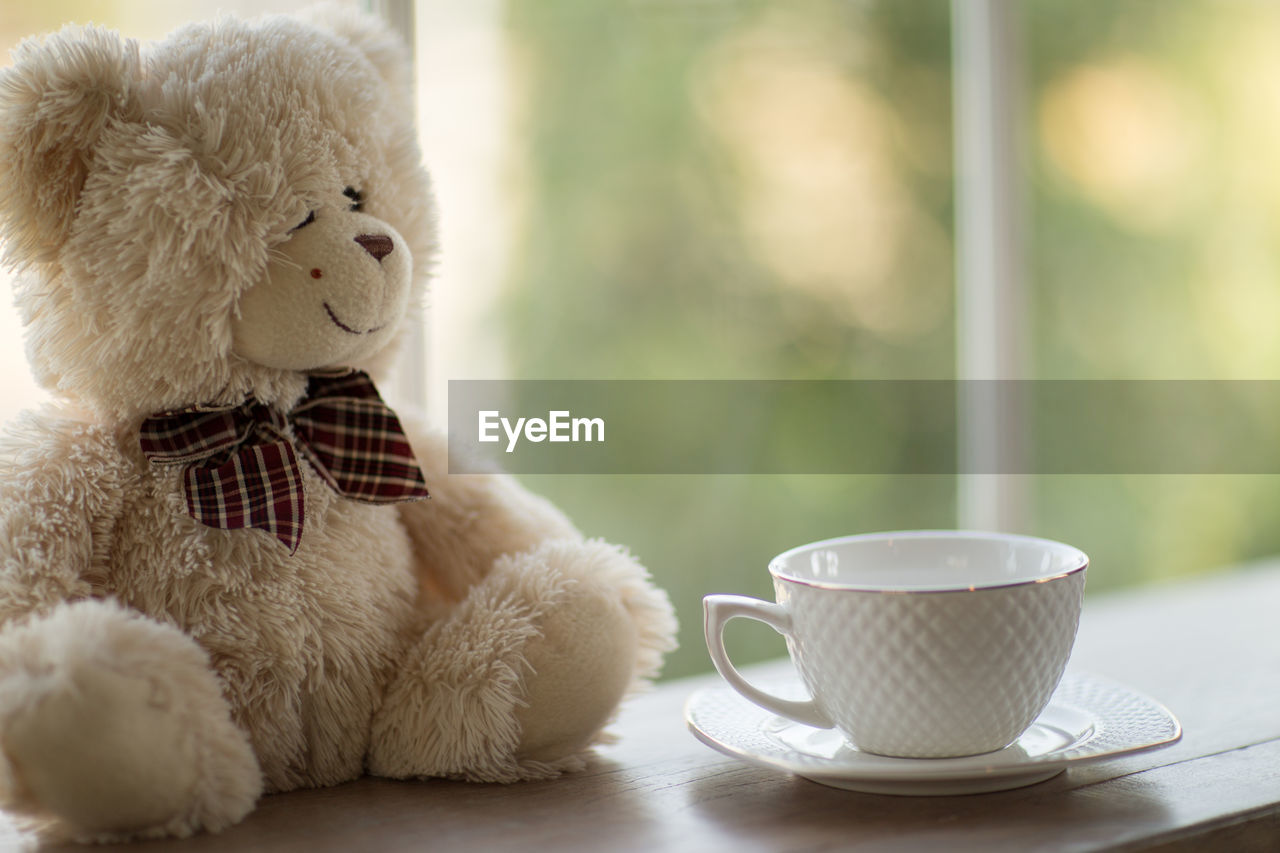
[[4, 564, 1280, 852]]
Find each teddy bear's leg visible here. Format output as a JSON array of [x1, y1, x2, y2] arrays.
[[368, 539, 676, 782], [0, 599, 262, 842]]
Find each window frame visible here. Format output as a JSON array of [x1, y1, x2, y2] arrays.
[[365, 0, 430, 412], [952, 0, 1028, 531]]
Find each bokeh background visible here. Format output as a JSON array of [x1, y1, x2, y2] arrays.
[[4, 0, 1280, 679]]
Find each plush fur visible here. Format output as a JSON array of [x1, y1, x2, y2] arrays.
[[0, 7, 676, 842]]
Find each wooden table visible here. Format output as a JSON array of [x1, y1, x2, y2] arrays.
[[5, 564, 1280, 852]]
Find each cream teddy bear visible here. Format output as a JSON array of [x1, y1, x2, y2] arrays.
[[0, 7, 675, 842]]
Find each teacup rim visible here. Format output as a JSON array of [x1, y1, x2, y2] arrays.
[[767, 529, 1088, 593]]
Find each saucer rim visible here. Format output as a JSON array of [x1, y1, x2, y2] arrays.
[[684, 670, 1182, 784]]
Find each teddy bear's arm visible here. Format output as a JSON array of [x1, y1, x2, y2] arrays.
[[0, 410, 126, 625]]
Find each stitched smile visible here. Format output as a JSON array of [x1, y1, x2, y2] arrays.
[[324, 302, 386, 335]]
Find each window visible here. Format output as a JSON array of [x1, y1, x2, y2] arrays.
[[4, 1, 1277, 680]]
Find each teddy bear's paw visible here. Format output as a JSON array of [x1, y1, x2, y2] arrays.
[[368, 538, 675, 783], [0, 600, 261, 842], [510, 539, 677, 763]]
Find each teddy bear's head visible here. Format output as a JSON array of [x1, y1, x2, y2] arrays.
[[0, 6, 436, 421]]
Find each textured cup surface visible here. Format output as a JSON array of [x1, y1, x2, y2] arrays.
[[706, 531, 1087, 758]]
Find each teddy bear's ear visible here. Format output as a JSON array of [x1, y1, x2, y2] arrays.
[[0, 25, 142, 268], [299, 4, 415, 114]]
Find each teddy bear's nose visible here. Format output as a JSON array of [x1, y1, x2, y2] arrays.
[[354, 234, 394, 262]]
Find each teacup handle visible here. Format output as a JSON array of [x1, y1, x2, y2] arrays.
[[703, 594, 834, 730]]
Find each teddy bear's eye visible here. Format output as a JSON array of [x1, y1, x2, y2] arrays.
[[344, 186, 364, 213], [291, 210, 316, 232]]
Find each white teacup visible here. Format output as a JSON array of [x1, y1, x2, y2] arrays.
[[703, 531, 1087, 758]]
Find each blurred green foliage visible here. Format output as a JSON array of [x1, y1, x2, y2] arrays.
[[1026, 0, 1280, 589]]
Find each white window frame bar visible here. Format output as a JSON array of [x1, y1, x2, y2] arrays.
[[365, 0, 428, 413], [951, 0, 1030, 533]]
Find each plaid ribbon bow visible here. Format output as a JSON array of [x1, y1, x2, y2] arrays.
[[140, 371, 429, 553]]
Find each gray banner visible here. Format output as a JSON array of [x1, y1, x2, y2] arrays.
[[446, 380, 1280, 474]]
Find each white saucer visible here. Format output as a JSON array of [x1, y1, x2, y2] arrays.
[[685, 671, 1181, 796]]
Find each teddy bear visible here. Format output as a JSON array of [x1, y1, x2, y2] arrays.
[[0, 6, 676, 842]]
